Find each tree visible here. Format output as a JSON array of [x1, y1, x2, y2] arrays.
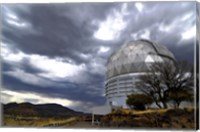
[[126, 94, 153, 110], [166, 89, 193, 108], [136, 60, 194, 109]]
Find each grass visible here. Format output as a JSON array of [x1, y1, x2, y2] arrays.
[[102, 107, 195, 128], [113, 105, 195, 115], [124, 108, 169, 114], [3, 106, 196, 128], [3, 115, 79, 127], [111, 108, 169, 116]]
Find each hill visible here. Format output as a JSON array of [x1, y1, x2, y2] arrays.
[[3, 102, 85, 118]]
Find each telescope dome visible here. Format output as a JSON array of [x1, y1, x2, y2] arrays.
[[105, 39, 175, 108], [106, 39, 175, 79]]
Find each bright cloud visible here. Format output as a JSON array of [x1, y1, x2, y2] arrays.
[[98, 46, 110, 53], [131, 29, 150, 40], [1, 44, 86, 79], [2, 6, 30, 28], [1, 44, 26, 62], [135, 3, 144, 12], [2, 5, 18, 20], [29, 55, 86, 78], [7, 12, 18, 20], [94, 16, 126, 40], [159, 23, 173, 32], [79, 53, 92, 60], [1, 89, 77, 107], [7, 19, 29, 28], [181, 12, 193, 21], [4, 69, 57, 87], [140, 29, 150, 39], [181, 26, 195, 40], [94, 3, 129, 41], [88, 58, 106, 75]]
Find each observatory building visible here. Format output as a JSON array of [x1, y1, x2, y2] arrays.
[[105, 39, 175, 108]]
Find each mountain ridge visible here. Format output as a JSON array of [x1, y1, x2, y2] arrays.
[[3, 102, 88, 117]]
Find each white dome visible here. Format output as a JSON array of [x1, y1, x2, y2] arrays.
[[106, 39, 175, 79]]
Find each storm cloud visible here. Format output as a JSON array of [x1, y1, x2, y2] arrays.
[[1, 2, 197, 112]]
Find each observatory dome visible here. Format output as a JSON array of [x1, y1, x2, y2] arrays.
[[106, 39, 175, 79], [105, 39, 175, 108]]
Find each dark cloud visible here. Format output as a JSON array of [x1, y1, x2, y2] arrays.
[[168, 42, 194, 64], [2, 62, 13, 72], [123, 2, 196, 63], [1, 3, 119, 65], [20, 59, 45, 74], [2, 73, 105, 105], [125, 2, 195, 32]]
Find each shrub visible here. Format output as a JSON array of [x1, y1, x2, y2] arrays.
[[126, 94, 153, 110]]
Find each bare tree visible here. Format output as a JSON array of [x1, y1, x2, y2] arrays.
[[136, 60, 194, 109]]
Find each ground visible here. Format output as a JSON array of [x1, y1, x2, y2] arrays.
[[3, 107, 197, 129]]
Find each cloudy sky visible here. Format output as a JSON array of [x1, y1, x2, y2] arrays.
[[1, 2, 197, 112]]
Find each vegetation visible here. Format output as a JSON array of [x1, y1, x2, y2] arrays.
[[3, 102, 196, 129], [100, 107, 195, 128], [3, 115, 79, 127], [126, 94, 153, 110], [2, 102, 90, 127], [166, 89, 193, 108], [135, 60, 194, 109]]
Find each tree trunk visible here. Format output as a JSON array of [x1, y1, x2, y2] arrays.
[[174, 104, 178, 109], [162, 101, 168, 109], [176, 102, 181, 108], [161, 99, 168, 109], [151, 95, 162, 108], [155, 101, 162, 108], [158, 92, 168, 109]]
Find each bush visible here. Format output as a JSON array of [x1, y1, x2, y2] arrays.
[[126, 94, 153, 110]]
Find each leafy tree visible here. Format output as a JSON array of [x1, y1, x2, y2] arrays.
[[136, 60, 194, 109], [126, 94, 153, 110]]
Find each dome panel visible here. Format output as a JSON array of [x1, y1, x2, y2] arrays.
[[120, 65, 128, 74], [145, 55, 155, 63], [126, 63, 132, 72]]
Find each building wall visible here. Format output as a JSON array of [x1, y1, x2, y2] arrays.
[[105, 73, 145, 108]]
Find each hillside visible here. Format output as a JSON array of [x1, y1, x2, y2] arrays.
[[3, 102, 85, 118]]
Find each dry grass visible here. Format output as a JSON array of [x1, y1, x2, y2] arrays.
[[116, 106, 195, 115], [3, 106, 196, 128], [135, 108, 168, 114], [101, 107, 195, 128], [111, 108, 169, 116], [3, 115, 79, 127]]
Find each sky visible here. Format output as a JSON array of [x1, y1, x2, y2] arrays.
[[0, 2, 197, 112]]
